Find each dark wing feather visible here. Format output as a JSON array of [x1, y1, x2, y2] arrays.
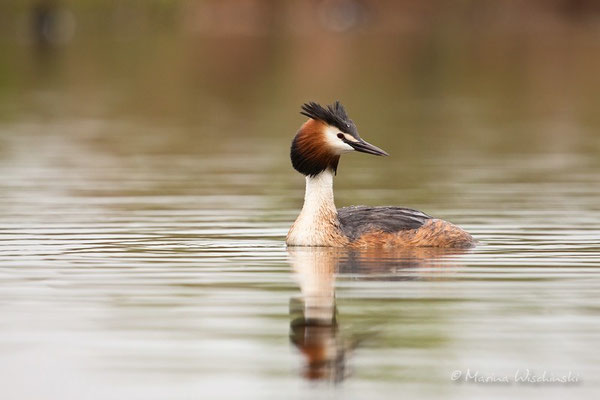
[[337, 206, 432, 240]]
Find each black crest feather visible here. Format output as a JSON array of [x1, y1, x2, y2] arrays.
[[300, 101, 359, 137]]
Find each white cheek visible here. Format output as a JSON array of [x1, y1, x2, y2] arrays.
[[324, 126, 354, 154]]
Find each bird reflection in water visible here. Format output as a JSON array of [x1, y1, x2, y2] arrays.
[[288, 246, 468, 382]]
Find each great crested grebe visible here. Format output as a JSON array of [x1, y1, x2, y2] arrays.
[[286, 101, 476, 248]]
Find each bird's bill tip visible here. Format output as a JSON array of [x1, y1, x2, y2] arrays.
[[350, 139, 389, 156]]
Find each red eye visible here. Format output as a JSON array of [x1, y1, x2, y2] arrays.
[[337, 133, 344, 139]]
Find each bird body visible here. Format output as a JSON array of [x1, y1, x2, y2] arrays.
[[287, 102, 475, 248]]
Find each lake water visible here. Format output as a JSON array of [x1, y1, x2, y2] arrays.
[[1, 22, 599, 400]]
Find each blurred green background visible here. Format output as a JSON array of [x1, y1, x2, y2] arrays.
[[1, 0, 599, 157]]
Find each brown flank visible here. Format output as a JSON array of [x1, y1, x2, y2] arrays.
[[348, 219, 476, 248]]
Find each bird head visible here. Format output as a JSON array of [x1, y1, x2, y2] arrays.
[[291, 101, 388, 176]]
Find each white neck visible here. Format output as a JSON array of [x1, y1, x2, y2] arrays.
[[287, 170, 339, 246], [303, 169, 336, 215]]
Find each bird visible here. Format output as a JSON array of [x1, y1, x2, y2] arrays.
[[286, 101, 476, 248]]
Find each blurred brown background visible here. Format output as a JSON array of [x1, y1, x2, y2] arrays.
[[0, 0, 599, 160]]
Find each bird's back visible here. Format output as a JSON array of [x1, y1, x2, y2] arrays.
[[338, 206, 431, 240], [337, 206, 475, 248]]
